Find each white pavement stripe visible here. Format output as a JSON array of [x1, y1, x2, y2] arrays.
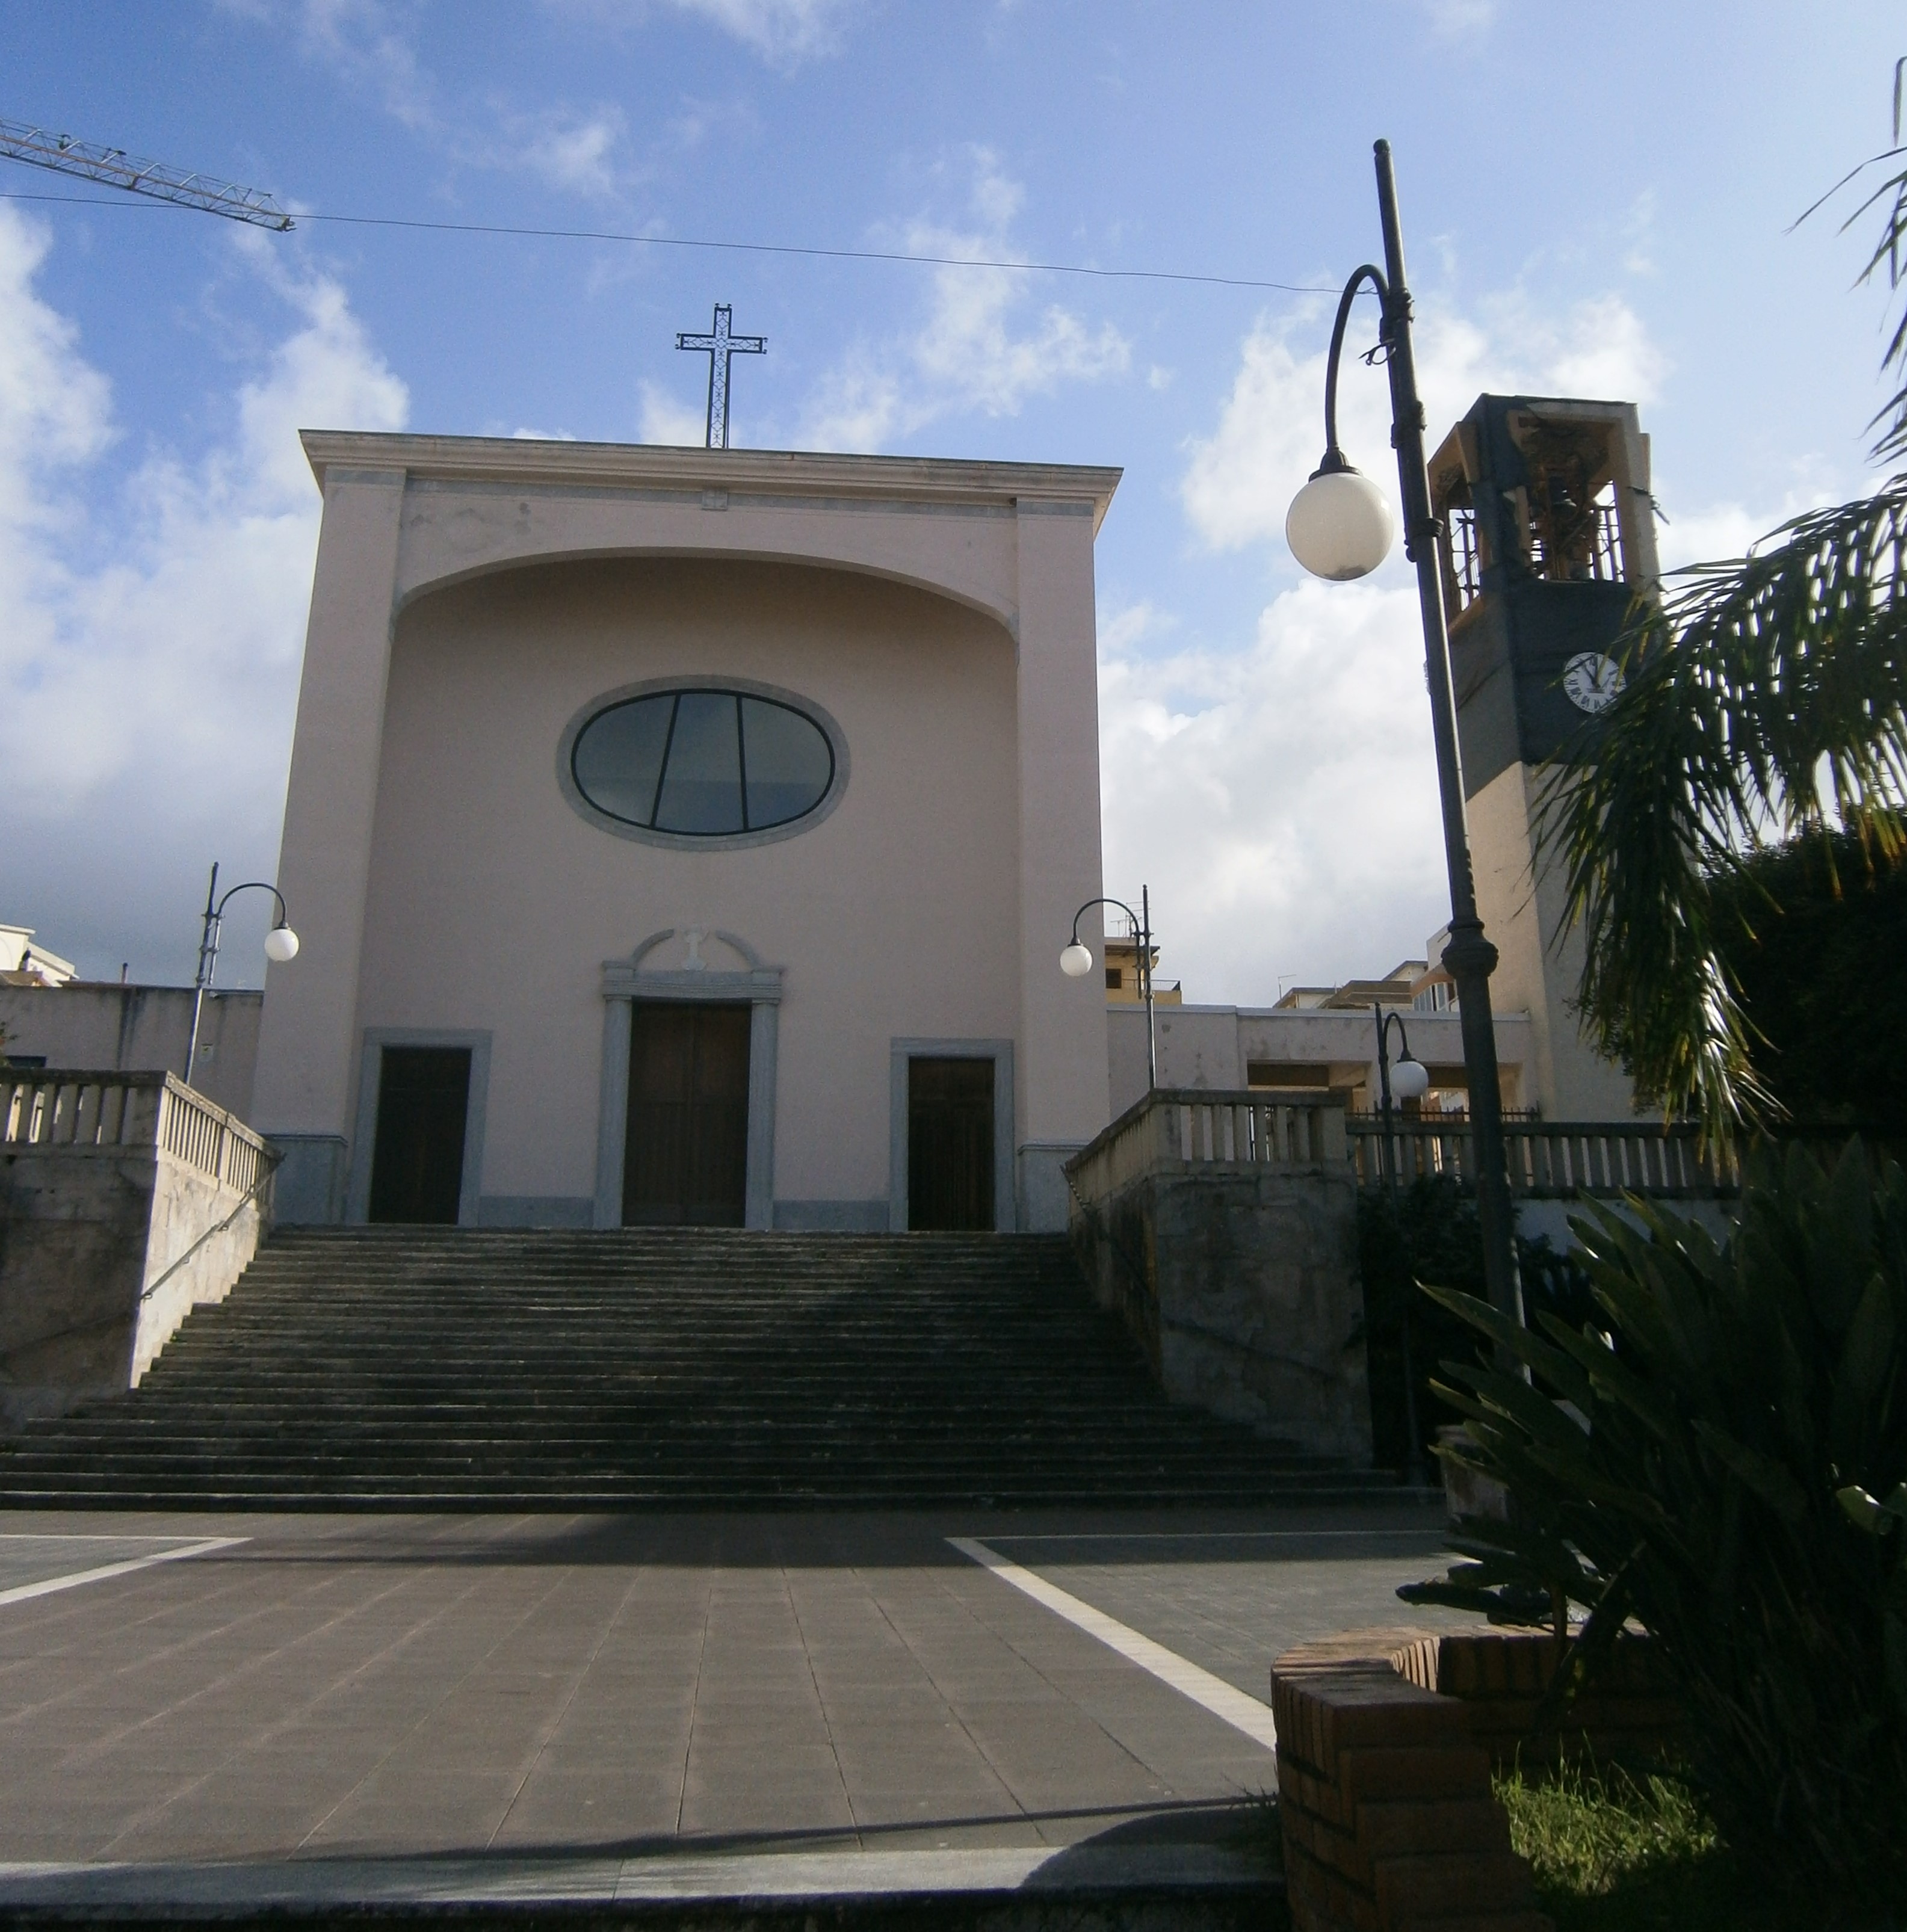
[[0, 1538, 247, 1606], [947, 1535, 1278, 1752]]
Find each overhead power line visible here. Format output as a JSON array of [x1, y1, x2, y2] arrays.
[[0, 120, 292, 229], [0, 182, 1343, 296], [296, 209, 1340, 294]]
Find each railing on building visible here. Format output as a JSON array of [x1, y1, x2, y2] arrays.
[[1442, 494, 1625, 620], [0, 1069, 267, 1197], [1068, 1087, 1349, 1205], [1348, 1113, 1739, 1200], [1069, 1088, 1761, 1211]]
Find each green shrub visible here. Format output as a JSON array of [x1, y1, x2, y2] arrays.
[[1708, 833, 1907, 1127], [1496, 1759, 1796, 1931], [1357, 1174, 1591, 1472], [1404, 1141, 1907, 1907]]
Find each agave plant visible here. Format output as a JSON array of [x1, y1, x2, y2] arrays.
[[1404, 1140, 1907, 1904]]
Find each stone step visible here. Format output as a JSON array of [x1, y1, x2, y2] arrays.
[[0, 1227, 1392, 1510]]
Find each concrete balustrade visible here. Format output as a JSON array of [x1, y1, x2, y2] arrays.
[[0, 1070, 274, 1426], [1349, 1114, 1738, 1200]]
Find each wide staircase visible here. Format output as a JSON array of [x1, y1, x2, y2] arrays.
[[0, 1227, 1405, 1510]]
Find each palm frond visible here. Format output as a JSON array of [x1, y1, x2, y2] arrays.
[[1796, 57, 1907, 458], [1539, 483, 1907, 1138]]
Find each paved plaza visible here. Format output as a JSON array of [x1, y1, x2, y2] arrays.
[[0, 1504, 1462, 1907]]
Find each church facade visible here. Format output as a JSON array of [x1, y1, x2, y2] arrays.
[[252, 436, 1120, 1235]]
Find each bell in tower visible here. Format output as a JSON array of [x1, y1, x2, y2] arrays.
[[1428, 395, 1661, 1121]]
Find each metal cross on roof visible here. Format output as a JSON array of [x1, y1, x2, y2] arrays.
[[675, 303, 766, 449]]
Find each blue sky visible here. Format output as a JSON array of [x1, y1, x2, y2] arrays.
[[2, 1, 1901, 998]]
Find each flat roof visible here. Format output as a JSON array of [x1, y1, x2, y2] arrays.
[[300, 433, 1123, 535]]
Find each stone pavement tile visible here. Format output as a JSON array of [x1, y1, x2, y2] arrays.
[[537, 1731, 699, 1770], [0, 1505, 1460, 1879], [101, 1797, 341, 1864], [828, 1729, 1009, 1778], [689, 1677, 821, 1707], [849, 1815, 1053, 1852], [0, 1783, 196, 1858], [823, 1700, 977, 1746], [676, 1780, 858, 1841], [300, 1769, 528, 1852], [491, 1768, 683, 1848], [836, 1766, 1018, 1815]]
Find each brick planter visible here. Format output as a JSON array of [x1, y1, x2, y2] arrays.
[[1269, 1625, 1680, 1932]]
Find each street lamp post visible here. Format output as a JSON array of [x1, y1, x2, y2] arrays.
[[1373, 1002, 1431, 1486], [185, 862, 298, 1090], [1060, 888, 1158, 1091], [1285, 140, 1525, 1341]]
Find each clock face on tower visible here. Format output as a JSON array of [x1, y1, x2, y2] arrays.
[[1561, 650, 1625, 714]]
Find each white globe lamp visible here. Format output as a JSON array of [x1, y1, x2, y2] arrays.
[[1286, 463, 1395, 581], [1059, 940, 1094, 979], [1391, 1055, 1430, 1102], [264, 924, 300, 964]]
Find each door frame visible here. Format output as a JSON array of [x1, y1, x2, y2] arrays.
[[347, 1028, 492, 1227], [888, 1038, 1015, 1233], [595, 931, 782, 1230]]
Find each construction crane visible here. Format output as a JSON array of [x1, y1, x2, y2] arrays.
[[0, 119, 292, 230]]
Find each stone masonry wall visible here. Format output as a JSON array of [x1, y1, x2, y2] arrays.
[[0, 1139, 265, 1428], [1072, 1164, 1373, 1464]]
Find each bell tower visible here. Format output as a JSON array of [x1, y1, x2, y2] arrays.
[[1429, 395, 1660, 1120]]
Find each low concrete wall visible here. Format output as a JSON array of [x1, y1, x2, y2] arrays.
[[1067, 1091, 1373, 1463], [0, 1072, 271, 1427]]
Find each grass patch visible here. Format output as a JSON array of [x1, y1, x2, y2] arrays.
[[1496, 1759, 1823, 1931]]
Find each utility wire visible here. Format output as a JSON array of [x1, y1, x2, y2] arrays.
[[0, 187, 1346, 296]]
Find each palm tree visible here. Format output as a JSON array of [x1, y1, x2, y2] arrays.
[[1546, 64, 1907, 1138]]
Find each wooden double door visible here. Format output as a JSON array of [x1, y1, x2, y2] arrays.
[[623, 1002, 750, 1227]]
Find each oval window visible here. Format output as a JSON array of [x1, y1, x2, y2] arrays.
[[569, 688, 836, 837]]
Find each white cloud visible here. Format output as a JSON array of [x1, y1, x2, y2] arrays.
[[638, 379, 710, 445], [518, 109, 626, 195], [658, 0, 853, 61], [295, 0, 436, 129], [798, 151, 1130, 450], [1125, 282, 1686, 999], [280, 0, 631, 194], [1181, 288, 1669, 553], [0, 208, 407, 981], [1423, 0, 1496, 31], [1098, 579, 1450, 1004]]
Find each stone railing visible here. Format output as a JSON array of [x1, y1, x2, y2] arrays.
[[1349, 1114, 1739, 1200], [3, 1069, 268, 1198], [0, 1070, 273, 1425], [1068, 1087, 1349, 1206]]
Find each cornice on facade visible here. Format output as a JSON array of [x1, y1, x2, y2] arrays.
[[299, 432, 1123, 535]]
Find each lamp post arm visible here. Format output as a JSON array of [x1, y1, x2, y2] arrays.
[[1318, 264, 1388, 474], [1067, 895, 1157, 1091], [214, 881, 291, 928], [186, 874, 292, 1090], [1067, 897, 1140, 947]]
